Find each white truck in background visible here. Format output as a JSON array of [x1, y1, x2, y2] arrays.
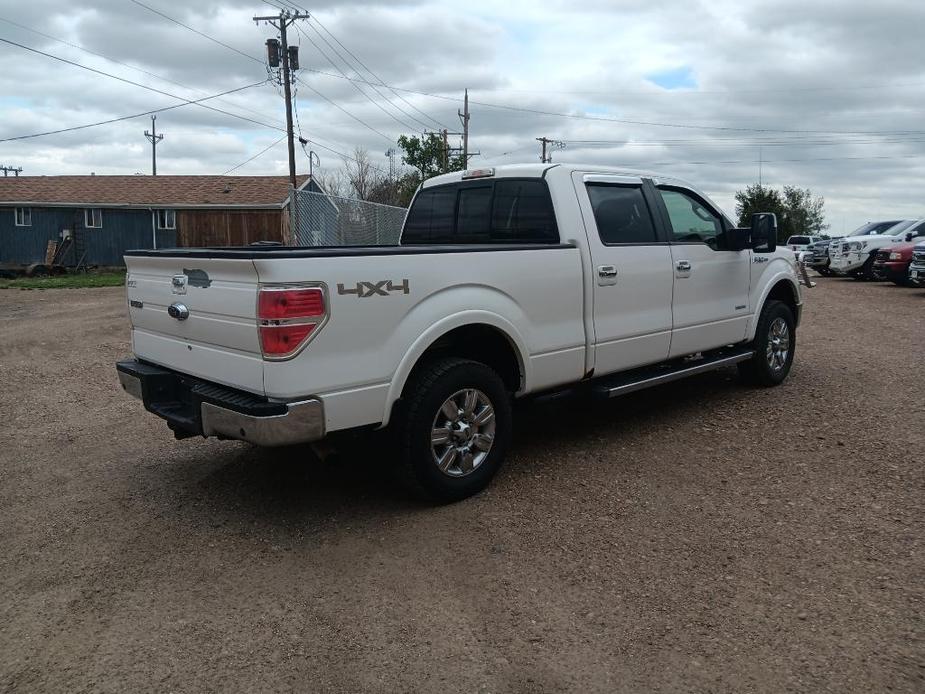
[[829, 219, 925, 279], [117, 164, 803, 501]]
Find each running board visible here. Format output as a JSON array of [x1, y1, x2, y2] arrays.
[[592, 348, 755, 399]]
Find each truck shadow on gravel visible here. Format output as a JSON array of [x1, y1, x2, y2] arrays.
[[185, 367, 755, 518]]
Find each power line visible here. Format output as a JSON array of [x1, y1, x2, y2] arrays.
[[307, 15, 446, 131], [123, 1, 400, 147], [0, 81, 274, 143], [129, 0, 263, 64], [292, 21, 420, 133], [294, 75, 396, 144], [223, 134, 288, 174], [296, 67, 925, 138], [0, 14, 284, 128], [0, 37, 285, 132]]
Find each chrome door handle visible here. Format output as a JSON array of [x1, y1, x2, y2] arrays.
[[676, 260, 691, 272], [597, 264, 618, 286]]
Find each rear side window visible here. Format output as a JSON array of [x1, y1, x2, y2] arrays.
[[402, 179, 558, 244], [490, 180, 558, 243], [586, 185, 657, 244]]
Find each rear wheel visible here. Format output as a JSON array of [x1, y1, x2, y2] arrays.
[[397, 357, 511, 502], [738, 300, 795, 387]]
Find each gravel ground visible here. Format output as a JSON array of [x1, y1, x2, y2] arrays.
[[0, 277, 922, 693]]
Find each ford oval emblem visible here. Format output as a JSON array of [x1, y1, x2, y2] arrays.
[[167, 302, 190, 321]]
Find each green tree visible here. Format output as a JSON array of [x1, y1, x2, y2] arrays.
[[391, 133, 466, 207], [735, 183, 827, 241]]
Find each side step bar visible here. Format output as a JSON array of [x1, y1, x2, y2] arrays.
[[592, 348, 755, 399]]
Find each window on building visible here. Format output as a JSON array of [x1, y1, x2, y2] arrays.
[[586, 185, 657, 244], [84, 208, 103, 228], [14, 207, 32, 227], [156, 209, 176, 230]]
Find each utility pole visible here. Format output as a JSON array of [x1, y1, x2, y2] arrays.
[[536, 137, 565, 164], [144, 115, 164, 175], [254, 9, 310, 190], [385, 147, 396, 182], [0, 165, 23, 177], [441, 129, 449, 172], [458, 88, 470, 166]]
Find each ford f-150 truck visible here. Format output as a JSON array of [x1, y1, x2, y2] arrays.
[[116, 164, 803, 501]]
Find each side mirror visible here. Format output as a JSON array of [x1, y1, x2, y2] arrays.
[[751, 212, 777, 253]]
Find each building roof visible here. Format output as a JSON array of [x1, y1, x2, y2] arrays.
[[0, 174, 311, 209]]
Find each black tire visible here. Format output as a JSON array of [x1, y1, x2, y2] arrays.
[[857, 255, 877, 281], [738, 300, 796, 387], [816, 267, 832, 277], [397, 357, 512, 502]]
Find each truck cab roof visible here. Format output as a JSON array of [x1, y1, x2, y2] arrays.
[[422, 163, 732, 224]]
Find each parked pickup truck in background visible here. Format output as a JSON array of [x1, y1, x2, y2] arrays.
[[830, 219, 925, 280], [805, 237, 841, 276], [117, 164, 803, 501], [908, 241, 925, 287]]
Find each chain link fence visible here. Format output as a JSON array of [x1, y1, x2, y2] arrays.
[[290, 189, 407, 247]]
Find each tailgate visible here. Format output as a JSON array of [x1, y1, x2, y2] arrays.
[[125, 255, 265, 395]]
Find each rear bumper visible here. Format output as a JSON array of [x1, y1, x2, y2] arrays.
[[116, 359, 324, 446]]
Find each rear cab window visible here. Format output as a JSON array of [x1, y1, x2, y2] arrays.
[[402, 178, 559, 244]]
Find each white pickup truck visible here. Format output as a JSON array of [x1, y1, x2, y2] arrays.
[[117, 164, 803, 500]]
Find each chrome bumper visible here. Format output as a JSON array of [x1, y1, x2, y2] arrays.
[[117, 361, 325, 447], [199, 399, 324, 447]]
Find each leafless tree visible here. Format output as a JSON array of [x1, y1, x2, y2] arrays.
[[313, 168, 349, 198], [346, 147, 380, 201]]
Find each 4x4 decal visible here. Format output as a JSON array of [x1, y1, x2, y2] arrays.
[[337, 279, 410, 298]]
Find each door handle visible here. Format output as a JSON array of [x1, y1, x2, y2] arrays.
[[597, 265, 618, 286], [676, 260, 691, 272]]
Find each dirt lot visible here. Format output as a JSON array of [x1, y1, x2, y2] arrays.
[[0, 278, 922, 693]]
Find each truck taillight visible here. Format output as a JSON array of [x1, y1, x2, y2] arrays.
[[257, 286, 326, 359]]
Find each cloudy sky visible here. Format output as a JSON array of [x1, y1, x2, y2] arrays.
[[0, 0, 922, 231]]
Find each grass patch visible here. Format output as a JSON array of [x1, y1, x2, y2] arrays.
[[0, 272, 126, 290]]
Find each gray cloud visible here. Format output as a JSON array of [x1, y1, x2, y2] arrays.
[[0, 0, 922, 228]]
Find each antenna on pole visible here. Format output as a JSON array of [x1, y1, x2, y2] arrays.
[[385, 147, 396, 181], [144, 115, 164, 176]]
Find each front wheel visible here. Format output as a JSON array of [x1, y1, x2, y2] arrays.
[[397, 357, 511, 502], [738, 300, 796, 387]]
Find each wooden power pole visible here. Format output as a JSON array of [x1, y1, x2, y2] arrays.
[[253, 8, 310, 190], [144, 115, 163, 175]]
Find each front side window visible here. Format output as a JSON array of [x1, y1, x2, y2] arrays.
[[586, 184, 657, 244], [14, 207, 31, 227], [659, 188, 724, 248], [84, 208, 102, 228], [156, 209, 176, 230]]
